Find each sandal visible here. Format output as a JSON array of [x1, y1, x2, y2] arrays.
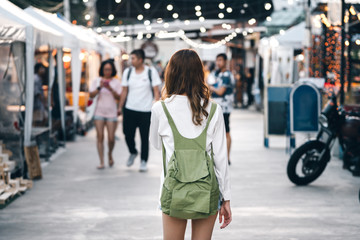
[[109, 159, 114, 168], [97, 165, 105, 170], [109, 155, 114, 167]]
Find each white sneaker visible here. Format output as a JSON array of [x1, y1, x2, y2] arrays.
[[127, 153, 138, 167], [139, 160, 148, 172]]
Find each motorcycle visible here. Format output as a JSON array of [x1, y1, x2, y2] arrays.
[[287, 94, 360, 188]]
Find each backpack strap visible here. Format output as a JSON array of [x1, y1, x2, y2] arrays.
[[126, 67, 132, 82], [161, 101, 179, 136], [162, 141, 166, 177], [204, 103, 217, 132]]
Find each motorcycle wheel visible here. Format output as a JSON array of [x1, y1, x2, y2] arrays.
[[287, 140, 330, 186]]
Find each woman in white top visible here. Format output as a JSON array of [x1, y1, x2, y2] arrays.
[[150, 49, 231, 240]]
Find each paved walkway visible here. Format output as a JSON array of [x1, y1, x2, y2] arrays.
[[0, 109, 359, 240]]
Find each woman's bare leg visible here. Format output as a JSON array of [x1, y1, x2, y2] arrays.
[[106, 120, 117, 166], [162, 213, 187, 240], [95, 120, 105, 168], [191, 213, 218, 240]]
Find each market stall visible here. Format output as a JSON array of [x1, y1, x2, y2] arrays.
[[0, 0, 63, 175]]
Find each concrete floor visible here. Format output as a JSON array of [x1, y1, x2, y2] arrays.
[[0, 109, 360, 240]]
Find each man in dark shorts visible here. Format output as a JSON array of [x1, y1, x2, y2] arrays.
[[209, 53, 235, 165]]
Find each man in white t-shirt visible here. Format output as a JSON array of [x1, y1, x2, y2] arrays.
[[118, 49, 161, 172]]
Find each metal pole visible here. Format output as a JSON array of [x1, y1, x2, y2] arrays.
[[64, 0, 70, 22], [304, 0, 311, 78], [340, 0, 346, 105]]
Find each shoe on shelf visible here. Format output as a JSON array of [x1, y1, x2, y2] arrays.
[[139, 160, 148, 172], [127, 153, 138, 167]]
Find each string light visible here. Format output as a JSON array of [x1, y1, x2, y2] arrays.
[[265, 3, 272, 10], [184, 20, 190, 25], [350, 6, 356, 15], [84, 14, 90, 20], [266, 16, 272, 21], [196, 11, 202, 17], [320, 13, 331, 28], [172, 13, 179, 19], [137, 14, 144, 20], [200, 27, 206, 33], [115, 0, 121, 3], [195, 5, 201, 11], [219, 3, 225, 9], [167, 4, 173, 11], [108, 14, 114, 20], [144, 3, 151, 9], [248, 18, 256, 25], [199, 16, 205, 22], [144, 20, 150, 25], [226, 7, 233, 13], [218, 13, 224, 19]]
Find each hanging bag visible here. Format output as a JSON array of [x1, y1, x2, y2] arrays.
[[160, 101, 220, 219]]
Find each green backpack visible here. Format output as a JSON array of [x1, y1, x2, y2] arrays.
[[160, 101, 220, 219]]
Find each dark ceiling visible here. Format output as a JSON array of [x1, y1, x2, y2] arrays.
[[96, 0, 274, 23]]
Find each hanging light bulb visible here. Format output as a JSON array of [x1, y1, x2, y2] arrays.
[[167, 4, 173, 11], [137, 14, 144, 21], [184, 20, 190, 25], [144, 3, 151, 9], [218, 13, 224, 19], [195, 5, 201, 11], [108, 14, 114, 20], [196, 11, 202, 17], [115, 0, 121, 3], [227, 7, 233, 13], [144, 20, 151, 25], [172, 13, 179, 19], [265, 3, 272, 10], [219, 3, 225, 9], [200, 27, 206, 33], [199, 16, 205, 22]]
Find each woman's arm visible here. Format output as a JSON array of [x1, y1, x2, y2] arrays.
[[89, 87, 101, 98], [212, 106, 231, 201], [104, 85, 121, 100]]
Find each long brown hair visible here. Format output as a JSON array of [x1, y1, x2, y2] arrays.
[[162, 49, 210, 126]]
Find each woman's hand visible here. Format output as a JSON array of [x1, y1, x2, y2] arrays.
[[219, 200, 232, 229]]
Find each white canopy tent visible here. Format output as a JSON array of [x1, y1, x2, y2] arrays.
[[258, 21, 306, 85], [0, 0, 63, 147], [24, 7, 99, 128]]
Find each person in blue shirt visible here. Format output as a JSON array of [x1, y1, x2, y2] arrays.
[[209, 53, 235, 165]]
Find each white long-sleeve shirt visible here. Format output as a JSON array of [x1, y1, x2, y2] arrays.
[[149, 95, 231, 201]]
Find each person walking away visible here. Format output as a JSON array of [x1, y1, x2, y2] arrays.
[[208, 53, 235, 165], [150, 49, 231, 240], [89, 60, 122, 169], [118, 49, 161, 172]]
